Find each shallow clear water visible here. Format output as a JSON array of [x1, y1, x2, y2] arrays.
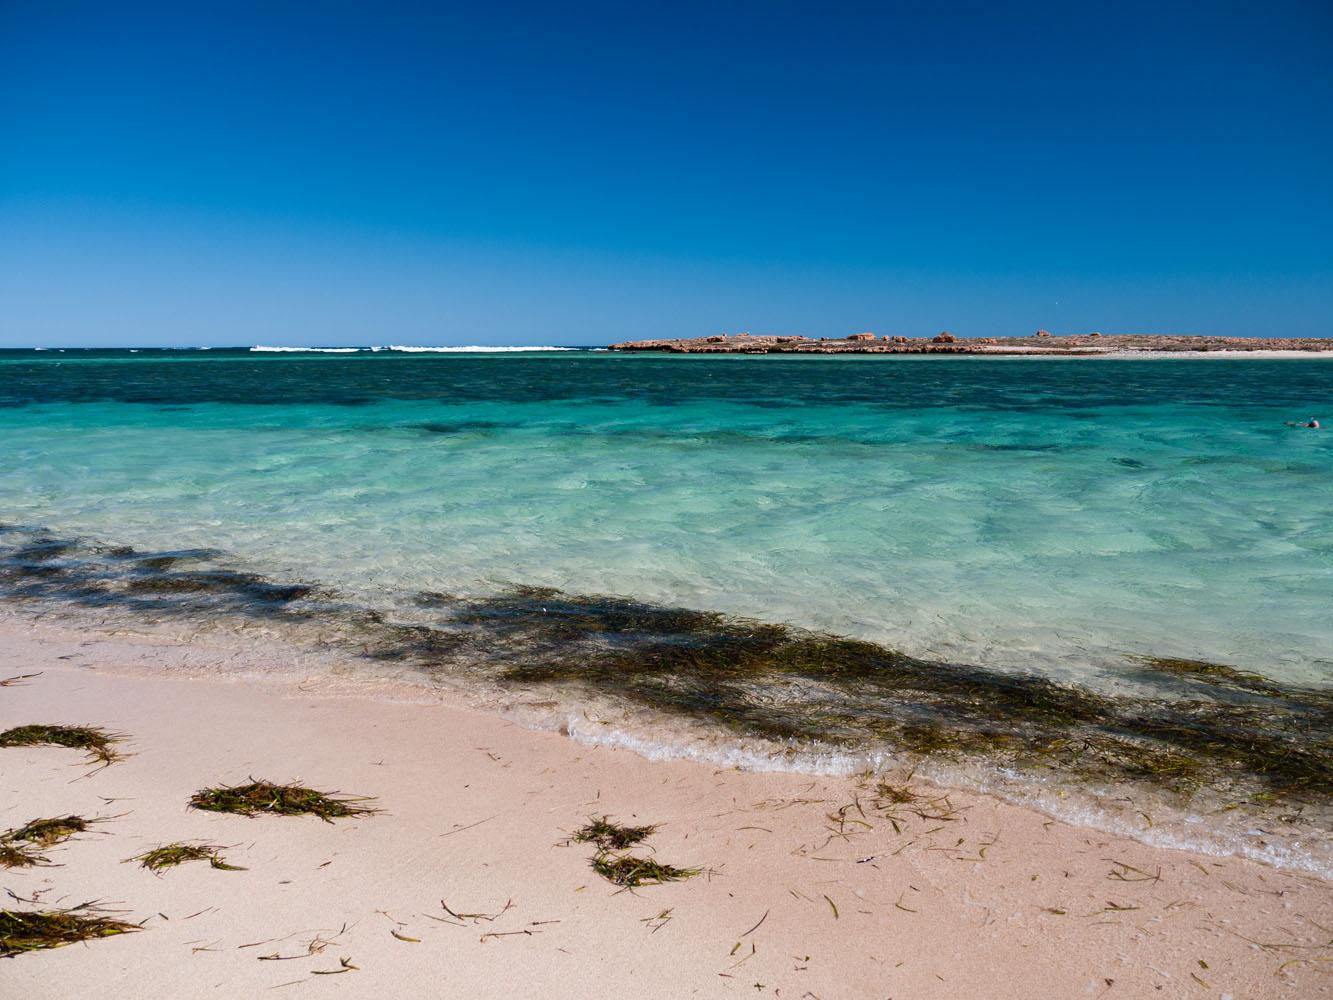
[[3, 349, 1330, 684], [4, 347, 1331, 873]]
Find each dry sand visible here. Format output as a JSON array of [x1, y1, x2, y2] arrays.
[[2, 622, 1329, 998]]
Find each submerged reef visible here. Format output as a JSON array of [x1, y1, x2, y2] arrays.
[[442, 586, 1331, 803], [1, 524, 1328, 817]]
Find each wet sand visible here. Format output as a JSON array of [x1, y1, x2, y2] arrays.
[[1, 621, 1328, 998]]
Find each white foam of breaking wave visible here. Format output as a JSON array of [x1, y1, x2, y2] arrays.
[[382, 345, 578, 353], [250, 345, 361, 353], [518, 709, 1332, 879], [546, 711, 889, 776]]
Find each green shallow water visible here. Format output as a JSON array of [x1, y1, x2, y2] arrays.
[[2, 348, 1330, 686]]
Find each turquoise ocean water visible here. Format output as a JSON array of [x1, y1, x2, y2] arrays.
[[2, 348, 1330, 869]]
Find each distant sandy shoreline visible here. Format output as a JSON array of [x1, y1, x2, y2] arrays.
[[3, 619, 1328, 998]]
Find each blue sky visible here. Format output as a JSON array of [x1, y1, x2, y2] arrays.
[[2, 1, 1330, 346]]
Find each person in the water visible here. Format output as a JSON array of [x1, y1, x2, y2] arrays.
[[1286, 417, 1320, 428]]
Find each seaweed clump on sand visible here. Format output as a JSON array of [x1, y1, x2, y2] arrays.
[[188, 780, 377, 823], [0, 725, 126, 768], [873, 778, 921, 807], [0, 816, 95, 868], [573, 817, 657, 851], [0, 906, 139, 958], [126, 842, 245, 873], [0, 841, 36, 870], [3, 815, 92, 848], [591, 854, 700, 888], [570, 812, 699, 888]]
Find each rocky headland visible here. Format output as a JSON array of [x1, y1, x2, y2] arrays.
[[609, 331, 1333, 355]]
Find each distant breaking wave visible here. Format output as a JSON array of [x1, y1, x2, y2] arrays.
[[250, 345, 360, 353], [382, 345, 578, 353]]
